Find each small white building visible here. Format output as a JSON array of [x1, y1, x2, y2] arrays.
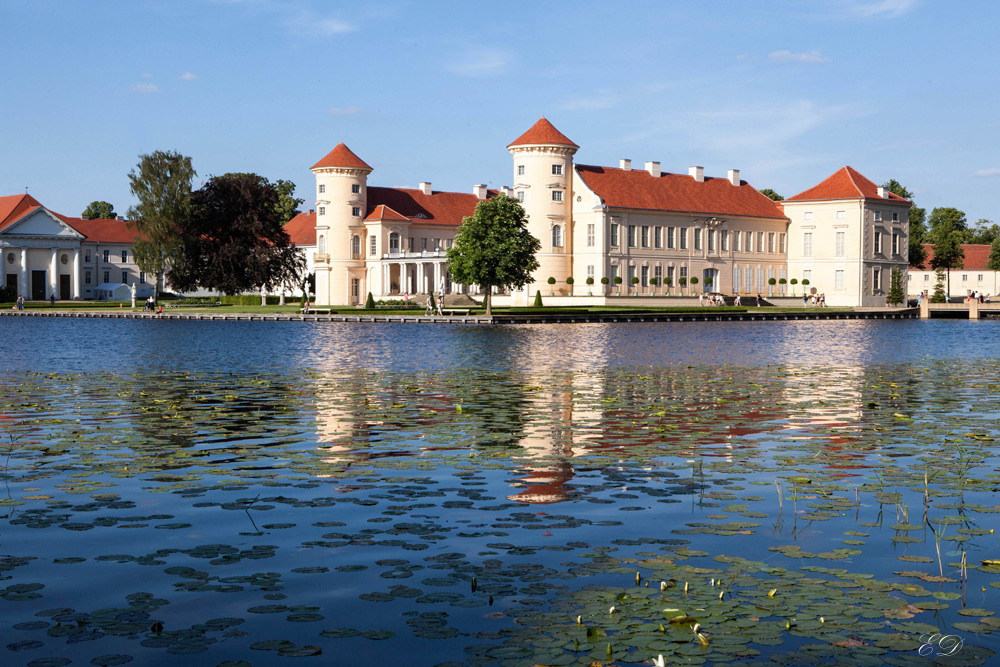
[[908, 243, 1000, 299]]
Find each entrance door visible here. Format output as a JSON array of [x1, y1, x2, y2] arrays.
[[60, 274, 71, 300], [31, 271, 46, 300], [5, 274, 16, 296]]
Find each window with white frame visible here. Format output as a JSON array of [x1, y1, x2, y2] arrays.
[[874, 210, 882, 221], [122, 250, 128, 262], [654, 226, 662, 248], [352, 206, 361, 217], [837, 210, 845, 219], [745, 267, 752, 292], [319, 206, 326, 216], [628, 225, 637, 247], [587, 265, 594, 280], [694, 228, 702, 250], [835, 270, 845, 290], [680, 265, 687, 281], [517, 190, 524, 202], [103, 270, 110, 283], [873, 267, 882, 292], [779, 233, 786, 254], [370, 235, 377, 256], [517, 165, 525, 176], [389, 233, 400, 253], [319, 235, 326, 254], [319, 184, 326, 194], [835, 231, 845, 257], [139, 272, 145, 284], [720, 230, 728, 252], [121, 270, 128, 284], [654, 264, 662, 283], [351, 184, 360, 194], [707, 229, 715, 252], [552, 164, 563, 176], [874, 230, 882, 254], [641, 265, 648, 287], [552, 190, 563, 202], [803, 232, 813, 257], [552, 225, 563, 247], [892, 233, 899, 255], [103, 249, 110, 262], [641, 225, 649, 248], [610, 223, 619, 247], [84, 249, 91, 262], [667, 265, 675, 284], [962, 274, 968, 284], [978, 274, 984, 282], [767, 232, 775, 253], [733, 265, 740, 292], [745, 231, 753, 252], [85, 271, 91, 285], [421, 238, 428, 251], [587, 223, 595, 247], [804, 212, 813, 220], [733, 231, 741, 252], [756, 267, 765, 293], [757, 232, 765, 253], [667, 226, 675, 249], [352, 235, 360, 256], [679, 228, 687, 250]]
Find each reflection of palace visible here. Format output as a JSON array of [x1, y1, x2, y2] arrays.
[[302, 118, 912, 308]]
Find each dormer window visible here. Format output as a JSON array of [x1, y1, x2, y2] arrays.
[[552, 164, 563, 176]]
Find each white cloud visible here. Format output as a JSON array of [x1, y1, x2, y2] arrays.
[[769, 50, 828, 64], [688, 99, 861, 152], [560, 90, 619, 111], [329, 105, 363, 116], [974, 168, 1000, 177], [827, 0, 918, 19], [141, 73, 153, 79], [447, 48, 509, 76], [180, 72, 199, 80], [130, 83, 159, 94]]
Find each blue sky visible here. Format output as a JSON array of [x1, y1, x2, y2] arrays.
[[2, 0, 998, 224]]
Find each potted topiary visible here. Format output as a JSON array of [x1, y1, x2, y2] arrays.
[[678, 276, 687, 295], [631, 276, 640, 295], [690, 276, 699, 294], [704, 276, 713, 293], [778, 277, 787, 295], [601, 276, 610, 296], [802, 278, 810, 291], [649, 277, 659, 296], [768, 277, 777, 296], [566, 276, 574, 296], [547, 276, 556, 296], [790, 278, 798, 296], [614, 276, 623, 295], [665, 277, 673, 296], [586, 276, 595, 296]]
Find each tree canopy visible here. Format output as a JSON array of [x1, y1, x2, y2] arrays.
[[445, 194, 540, 315], [758, 188, 784, 201], [988, 236, 1000, 271], [222, 173, 303, 225], [882, 179, 926, 268], [82, 201, 116, 220], [927, 207, 965, 295], [127, 151, 197, 296], [167, 173, 305, 296]]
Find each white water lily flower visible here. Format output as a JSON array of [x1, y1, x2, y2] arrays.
[[609, 605, 616, 614], [653, 655, 666, 667]]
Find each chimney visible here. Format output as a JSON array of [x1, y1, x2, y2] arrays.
[[689, 166, 704, 182], [877, 186, 887, 198], [473, 184, 488, 200], [501, 186, 513, 197], [116, 215, 125, 221], [419, 182, 432, 195], [728, 169, 740, 186], [309, 209, 315, 214], [81, 214, 89, 220], [645, 161, 661, 178], [620, 159, 631, 171]]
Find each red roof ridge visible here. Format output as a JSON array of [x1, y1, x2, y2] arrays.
[[311, 143, 372, 171], [507, 117, 578, 149], [365, 204, 409, 222], [786, 166, 910, 203]]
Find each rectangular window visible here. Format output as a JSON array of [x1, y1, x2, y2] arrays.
[[121, 250, 128, 262], [627, 265, 636, 286], [610, 265, 618, 282], [121, 270, 128, 284], [803, 232, 813, 257], [84, 249, 91, 262], [694, 228, 702, 250], [756, 268, 765, 293], [893, 211, 899, 222], [319, 206, 326, 216], [745, 231, 753, 253], [552, 164, 563, 175], [779, 233, 786, 254], [707, 229, 715, 252], [517, 165, 525, 176], [835, 231, 845, 257], [587, 223, 595, 247], [837, 210, 846, 219], [139, 272, 145, 284], [803, 269, 812, 284], [628, 225, 637, 247], [434, 239, 441, 251], [962, 274, 968, 284], [978, 274, 984, 282], [446, 239, 453, 249], [720, 230, 728, 252], [641, 265, 649, 287], [679, 228, 687, 250], [680, 266, 687, 280], [587, 265, 594, 280], [733, 265, 740, 292], [873, 267, 882, 291], [103, 249, 110, 262], [641, 225, 649, 248], [517, 190, 524, 202], [351, 184, 360, 194], [745, 267, 752, 292], [667, 227, 675, 249], [610, 223, 619, 247], [757, 232, 765, 253], [874, 210, 882, 221], [370, 235, 377, 256], [319, 184, 326, 194], [892, 232, 899, 255], [835, 270, 845, 290], [767, 232, 775, 253], [804, 212, 813, 220], [552, 190, 563, 202], [667, 265, 675, 284], [733, 231, 741, 252], [874, 230, 882, 254], [421, 238, 427, 251], [924, 274, 929, 282], [103, 270, 109, 283], [654, 264, 662, 282], [352, 207, 361, 217], [654, 226, 662, 249], [408, 237, 414, 251], [85, 271, 91, 285]]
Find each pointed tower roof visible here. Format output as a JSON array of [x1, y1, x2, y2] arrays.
[[311, 143, 372, 171], [364, 204, 410, 222], [507, 117, 578, 149], [786, 166, 910, 203]]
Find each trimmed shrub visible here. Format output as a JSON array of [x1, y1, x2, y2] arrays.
[[364, 292, 376, 309], [533, 290, 543, 307]]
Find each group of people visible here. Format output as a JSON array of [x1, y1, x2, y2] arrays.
[[802, 293, 827, 307], [424, 292, 445, 316], [968, 290, 991, 303], [698, 293, 727, 306], [12, 295, 24, 310]]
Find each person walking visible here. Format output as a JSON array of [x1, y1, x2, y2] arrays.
[[425, 294, 433, 316]]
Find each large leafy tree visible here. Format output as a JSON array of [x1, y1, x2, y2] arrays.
[[963, 219, 999, 245], [167, 173, 304, 296], [927, 207, 966, 296], [445, 194, 540, 315], [882, 179, 926, 268], [223, 173, 303, 225], [82, 201, 116, 220], [127, 151, 196, 296], [758, 188, 783, 202], [988, 236, 1000, 271]]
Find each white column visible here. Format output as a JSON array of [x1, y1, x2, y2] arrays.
[[383, 262, 390, 296], [432, 262, 440, 294], [19, 248, 28, 299], [417, 263, 424, 293], [49, 248, 58, 299], [72, 249, 81, 299]]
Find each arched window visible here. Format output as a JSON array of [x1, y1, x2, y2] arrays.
[[318, 235, 326, 254], [552, 225, 562, 247], [351, 235, 360, 257], [389, 232, 400, 253]]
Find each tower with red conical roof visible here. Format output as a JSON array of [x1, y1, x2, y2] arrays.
[[311, 143, 372, 305], [508, 118, 578, 301]]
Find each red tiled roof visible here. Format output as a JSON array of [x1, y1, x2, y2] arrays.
[[284, 210, 317, 246], [913, 243, 993, 270], [364, 204, 410, 222], [507, 117, 578, 149], [59, 214, 138, 243], [0, 194, 44, 231], [366, 187, 496, 226], [786, 166, 910, 203], [311, 143, 372, 171], [575, 165, 787, 219]]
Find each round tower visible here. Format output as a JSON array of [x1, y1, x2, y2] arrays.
[[508, 118, 578, 300], [311, 143, 371, 305]]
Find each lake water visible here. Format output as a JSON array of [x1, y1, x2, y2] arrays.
[[1, 318, 999, 666]]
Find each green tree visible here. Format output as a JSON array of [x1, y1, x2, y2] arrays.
[[882, 179, 927, 268], [927, 207, 966, 295], [127, 150, 196, 296], [964, 219, 1000, 245], [364, 291, 375, 309], [887, 268, 904, 306], [223, 174, 303, 225], [82, 201, 116, 220], [533, 290, 542, 307], [758, 188, 784, 201], [445, 194, 540, 316], [930, 268, 947, 303], [167, 173, 305, 296], [988, 236, 1000, 271]]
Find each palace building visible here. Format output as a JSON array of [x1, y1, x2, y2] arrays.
[[307, 118, 911, 308]]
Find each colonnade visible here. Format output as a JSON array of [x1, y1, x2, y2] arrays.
[[2, 246, 81, 300]]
